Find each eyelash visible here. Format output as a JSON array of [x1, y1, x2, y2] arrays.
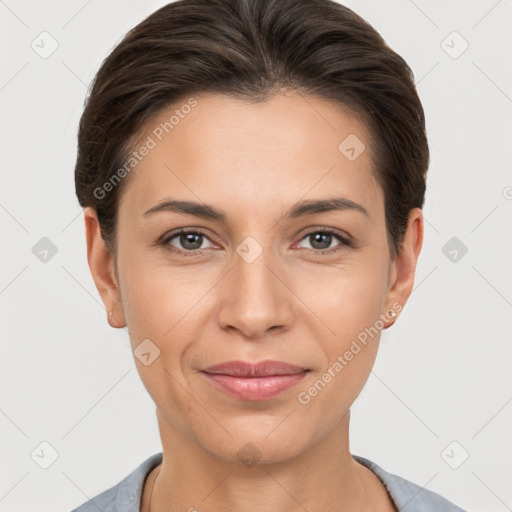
[[159, 227, 353, 257]]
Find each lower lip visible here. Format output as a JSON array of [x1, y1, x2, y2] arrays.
[[202, 372, 308, 401]]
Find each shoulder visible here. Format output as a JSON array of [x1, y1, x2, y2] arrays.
[[70, 452, 163, 512], [353, 454, 468, 512]]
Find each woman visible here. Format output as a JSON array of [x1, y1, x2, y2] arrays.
[[71, 0, 467, 510]]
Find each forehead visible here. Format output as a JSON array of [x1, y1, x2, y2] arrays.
[[119, 92, 382, 222]]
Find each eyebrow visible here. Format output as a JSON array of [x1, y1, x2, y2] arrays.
[[143, 197, 369, 220]]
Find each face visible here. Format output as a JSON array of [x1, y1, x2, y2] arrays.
[[86, 92, 422, 465]]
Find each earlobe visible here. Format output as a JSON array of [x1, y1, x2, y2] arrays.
[[84, 207, 126, 328], [108, 308, 125, 329]]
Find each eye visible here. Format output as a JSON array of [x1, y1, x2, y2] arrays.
[[160, 229, 216, 254], [295, 228, 352, 254], [159, 227, 352, 256]]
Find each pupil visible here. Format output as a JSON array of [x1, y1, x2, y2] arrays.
[[182, 233, 202, 250], [312, 233, 331, 250]]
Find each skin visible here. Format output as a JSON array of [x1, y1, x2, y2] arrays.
[[85, 91, 423, 512]]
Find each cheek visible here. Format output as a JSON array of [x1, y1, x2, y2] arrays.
[[295, 341, 378, 442], [119, 261, 199, 426], [119, 248, 196, 339], [294, 253, 389, 337], [292, 253, 389, 404], [294, 264, 388, 414], [118, 253, 214, 394]]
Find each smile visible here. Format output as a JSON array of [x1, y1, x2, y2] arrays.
[[201, 360, 310, 401]]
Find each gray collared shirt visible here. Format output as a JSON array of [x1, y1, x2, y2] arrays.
[[70, 452, 468, 511]]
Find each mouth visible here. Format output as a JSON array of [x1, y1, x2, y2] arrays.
[[200, 360, 310, 401]]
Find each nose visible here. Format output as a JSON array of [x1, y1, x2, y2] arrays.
[[216, 239, 294, 340]]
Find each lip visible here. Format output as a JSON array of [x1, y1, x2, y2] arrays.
[[201, 360, 309, 401]]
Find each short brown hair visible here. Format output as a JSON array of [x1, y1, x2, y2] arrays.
[[75, 0, 429, 259]]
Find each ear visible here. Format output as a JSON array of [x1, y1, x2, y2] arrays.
[[382, 207, 424, 328], [84, 207, 126, 328]]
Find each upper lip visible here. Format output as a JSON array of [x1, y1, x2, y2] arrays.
[[202, 360, 308, 377]]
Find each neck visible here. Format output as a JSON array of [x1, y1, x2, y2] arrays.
[[142, 408, 393, 512]]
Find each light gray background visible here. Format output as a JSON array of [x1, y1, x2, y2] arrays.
[[1, 1, 511, 511]]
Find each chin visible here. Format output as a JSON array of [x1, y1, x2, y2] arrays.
[[194, 419, 316, 468], [220, 439, 306, 468]]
